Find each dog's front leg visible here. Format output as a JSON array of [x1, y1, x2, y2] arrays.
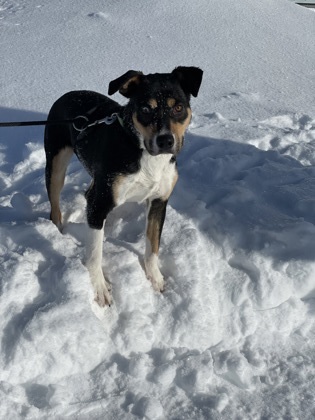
[[85, 224, 112, 306], [85, 183, 113, 307], [144, 198, 168, 292]]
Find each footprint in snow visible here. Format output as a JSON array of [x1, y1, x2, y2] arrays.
[[87, 12, 110, 20], [223, 92, 260, 102]]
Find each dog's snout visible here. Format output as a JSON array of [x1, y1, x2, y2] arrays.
[[156, 134, 174, 153]]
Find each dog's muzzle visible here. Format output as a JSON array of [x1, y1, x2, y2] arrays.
[[155, 133, 175, 154]]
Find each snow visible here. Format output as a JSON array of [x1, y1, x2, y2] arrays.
[[0, 0, 315, 418]]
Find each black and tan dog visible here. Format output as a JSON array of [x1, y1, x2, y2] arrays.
[[44, 67, 203, 306]]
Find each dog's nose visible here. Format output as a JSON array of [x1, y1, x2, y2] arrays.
[[156, 134, 174, 153]]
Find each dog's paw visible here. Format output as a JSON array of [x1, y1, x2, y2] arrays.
[[88, 267, 112, 307], [145, 254, 165, 292], [94, 282, 112, 307], [149, 273, 165, 293]]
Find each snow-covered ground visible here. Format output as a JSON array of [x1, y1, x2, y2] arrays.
[[1, 0, 315, 418]]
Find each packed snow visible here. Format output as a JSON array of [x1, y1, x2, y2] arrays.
[[1, 0, 315, 418]]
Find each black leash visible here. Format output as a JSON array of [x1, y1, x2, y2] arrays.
[[0, 113, 121, 132], [0, 116, 87, 130], [0, 119, 75, 127]]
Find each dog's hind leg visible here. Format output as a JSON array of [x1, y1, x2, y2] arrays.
[[144, 198, 168, 292], [45, 146, 73, 230]]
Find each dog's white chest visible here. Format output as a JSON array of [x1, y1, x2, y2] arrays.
[[114, 153, 177, 205]]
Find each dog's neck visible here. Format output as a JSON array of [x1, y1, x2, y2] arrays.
[[120, 106, 142, 148]]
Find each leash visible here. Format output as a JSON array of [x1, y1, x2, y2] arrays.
[[76, 113, 122, 132], [0, 112, 123, 132]]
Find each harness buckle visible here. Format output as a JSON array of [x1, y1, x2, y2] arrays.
[[103, 114, 118, 125]]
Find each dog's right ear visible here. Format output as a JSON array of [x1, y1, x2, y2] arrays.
[[108, 70, 143, 98]]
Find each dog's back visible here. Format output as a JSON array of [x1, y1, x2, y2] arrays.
[[45, 90, 120, 151]]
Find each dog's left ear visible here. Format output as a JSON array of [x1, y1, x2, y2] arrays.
[[108, 70, 143, 98], [172, 66, 203, 98]]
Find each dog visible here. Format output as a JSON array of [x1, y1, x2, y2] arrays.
[[44, 66, 203, 306]]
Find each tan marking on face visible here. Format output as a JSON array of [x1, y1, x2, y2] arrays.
[[170, 108, 192, 147], [132, 112, 156, 141], [148, 99, 158, 108], [49, 146, 73, 227], [167, 98, 176, 108]]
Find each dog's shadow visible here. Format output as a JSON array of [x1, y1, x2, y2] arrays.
[[173, 132, 315, 263], [0, 106, 48, 210], [0, 106, 45, 171], [1, 222, 68, 365]]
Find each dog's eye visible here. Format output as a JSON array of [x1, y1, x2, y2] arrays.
[[140, 106, 152, 114], [172, 104, 184, 115]]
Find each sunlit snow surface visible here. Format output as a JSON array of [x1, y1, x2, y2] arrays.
[[1, 0, 315, 418]]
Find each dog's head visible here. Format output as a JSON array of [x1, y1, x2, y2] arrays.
[[108, 67, 203, 156]]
